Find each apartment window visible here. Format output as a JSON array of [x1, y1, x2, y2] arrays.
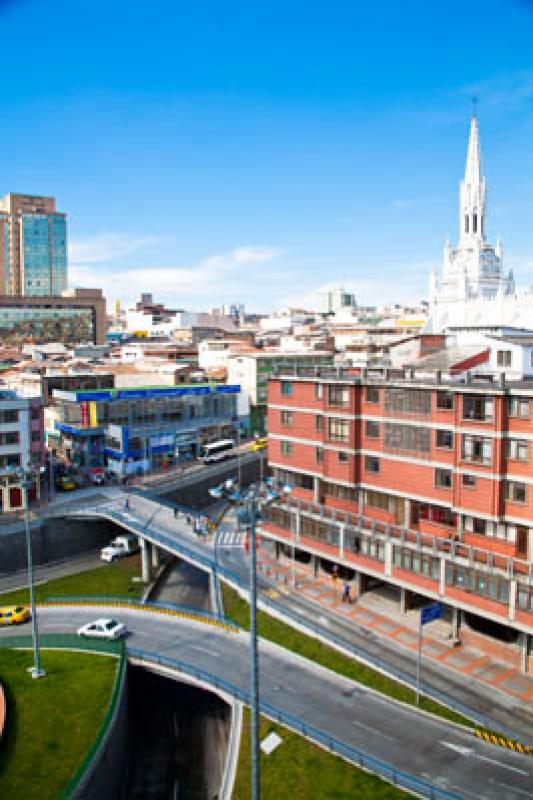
[[473, 517, 487, 535], [31, 430, 41, 443], [31, 407, 41, 420], [365, 420, 380, 438], [316, 447, 323, 464], [384, 423, 430, 453], [315, 415, 323, 433], [463, 395, 493, 421], [338, 451, 349, 463], [507, 439, 529, 463], [384, 388, 430, 415], [0, 409, 19, 424], [281, 381, 293, 397], [436, 391, 454, 410], [365, 455, 380, 473], [462, 474, 476, 488], [419, 503, 454, 526], [280, 410, 293, 427], [328, 385, 350, 407], [507, 396, 530, 419], [280, 441, 293, 457], [365, 490, 389, 511], [462, 434, 492, 465], [328, 418, 350, 443], [365, 386, 380, 404], [435, 429, 453, 449], [435, 468, 452, 489], [315, 383, 323, 400], [497, 350, 512, 367], [505, 481, 527, 504], [3, 431, 20, 445], [326, 483, 357, 502]]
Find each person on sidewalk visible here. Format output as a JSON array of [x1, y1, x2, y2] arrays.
[[342, 582, 351, 603]]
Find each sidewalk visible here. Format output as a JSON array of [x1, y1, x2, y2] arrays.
[[256, 544, 533, 716]]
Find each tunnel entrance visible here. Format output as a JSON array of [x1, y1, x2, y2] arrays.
[[124, 666, 230, 799]]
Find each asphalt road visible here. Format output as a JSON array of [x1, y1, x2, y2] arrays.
[[1, 604, 531, 800]]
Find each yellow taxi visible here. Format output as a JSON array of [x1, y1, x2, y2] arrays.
[[0, 606, 31, 626], [56, 476, 76, 491], [251, 437, 268, 451]]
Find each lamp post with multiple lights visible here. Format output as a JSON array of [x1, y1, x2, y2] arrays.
[[209, 475, 291, 800], [17, 465, 46, 679]]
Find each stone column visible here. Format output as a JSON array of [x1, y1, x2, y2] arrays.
[[400, 587, 412, 615], [451, 606, 461, 645], [384, 539, 393, 578], [519, 632, 530, 675], [403, 499, 410, 530], [140, 538, 152, 583]]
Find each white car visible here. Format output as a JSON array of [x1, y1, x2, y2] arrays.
[[77, 618, 127, 639]]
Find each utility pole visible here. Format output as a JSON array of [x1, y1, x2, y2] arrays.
[[21, 469, 46, 679]]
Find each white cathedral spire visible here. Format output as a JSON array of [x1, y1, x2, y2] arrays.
[[460, 114, 486, 244]]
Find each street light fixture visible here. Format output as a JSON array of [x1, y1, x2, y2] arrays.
[[16, 464, 46, 679], [209, 475, 291, 800]]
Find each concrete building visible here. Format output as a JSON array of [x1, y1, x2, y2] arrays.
[[0, 390, 44, 513], [0, 288, 107, 345], [227, 351, 334, 434], [265, 366, 533, 670], [53, 383, 241, 476], [0, 193, 67, 297]]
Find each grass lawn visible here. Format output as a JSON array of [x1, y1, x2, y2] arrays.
[[0, 649, 117, 800], [0, 554, 144, 607], [221, 582, 473, 728], [233, 710, 409, 800]]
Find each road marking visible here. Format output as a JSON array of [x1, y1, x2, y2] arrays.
[[187, 645, 220, 659], [439, 741, 530, 776]]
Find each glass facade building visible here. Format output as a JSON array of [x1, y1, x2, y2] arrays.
[[0, 194, 67, 297]]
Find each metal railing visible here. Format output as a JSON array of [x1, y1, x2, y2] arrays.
[[77, 499, 525, 739], [129, 647, 462, 800]]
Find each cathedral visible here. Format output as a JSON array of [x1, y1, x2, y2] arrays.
[[426, 116, 533, 333]]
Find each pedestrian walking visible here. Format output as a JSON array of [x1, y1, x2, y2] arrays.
[[332, 564, 339, 583], [342, 582, 351, 603], [124, 497, 130, 512]]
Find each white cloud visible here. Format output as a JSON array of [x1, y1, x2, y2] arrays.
[[69, 232, 169, 265], [68, 243, 283, 306]]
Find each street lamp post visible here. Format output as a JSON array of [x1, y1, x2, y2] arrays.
[[209, 476, 290, 800], [20, 467, 46, 679]]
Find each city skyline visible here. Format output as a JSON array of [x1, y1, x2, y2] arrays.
[[1, 0, 532, 310]]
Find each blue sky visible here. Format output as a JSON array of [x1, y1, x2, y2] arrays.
[[1, 0, 533, 311]]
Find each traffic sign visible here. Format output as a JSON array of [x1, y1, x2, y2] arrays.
[[421, 602, 443, 626]]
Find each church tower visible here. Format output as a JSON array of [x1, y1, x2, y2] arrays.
[[460, 114, 486, 245], [429, 114, 513, 309]]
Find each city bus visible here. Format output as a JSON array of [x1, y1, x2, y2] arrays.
[[201, 439, 236, 464]]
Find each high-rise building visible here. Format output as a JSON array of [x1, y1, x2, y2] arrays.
[[0, 193, 67, 297]]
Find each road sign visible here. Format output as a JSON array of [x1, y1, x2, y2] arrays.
[[421, 602, 443, 626]]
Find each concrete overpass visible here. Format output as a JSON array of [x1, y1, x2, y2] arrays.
[[3, 602, 533, 799]]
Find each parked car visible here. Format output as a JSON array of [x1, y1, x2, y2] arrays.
[[251, 437, 268, 451], [100, 534, 139, 562], [77, 618, 127, 639], [0, 606, 31, 626], [89, 471, 105, 486], [55, 476, 77, 491]]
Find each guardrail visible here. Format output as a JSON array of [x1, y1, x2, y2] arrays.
[[80, 502, 524, 740], [129, 646, 461, 800]]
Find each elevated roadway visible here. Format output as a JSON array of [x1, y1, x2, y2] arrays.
[[1, 603, 531, 799]]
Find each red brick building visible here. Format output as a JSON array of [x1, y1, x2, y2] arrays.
[[264, 367, 533, 670]]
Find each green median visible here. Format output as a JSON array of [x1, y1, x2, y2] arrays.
[[221, 582, 474, 729], [0, 649, 117, 800], [233, 710, 409, 800], [0, 554, 145, 607]]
